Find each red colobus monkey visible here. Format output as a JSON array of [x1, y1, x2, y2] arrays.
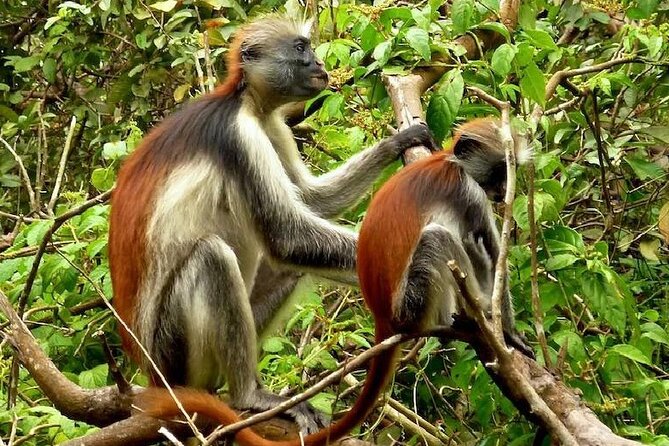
[[135, 119, 532, 445], [110, 15, 436, 434]]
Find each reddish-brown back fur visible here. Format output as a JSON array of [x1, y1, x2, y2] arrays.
[[213, 31, 244, 98], [358, 151, 462, 335], [110, 24, 245, 366], [109, 131, 169, 361]]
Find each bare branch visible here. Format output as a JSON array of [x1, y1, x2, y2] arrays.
[[489, 107, 515, 343], [47, 116, 77, 215]]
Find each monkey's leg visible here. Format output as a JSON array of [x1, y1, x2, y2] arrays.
[[250, 258, 304, 334], [168, 236, 326, 434], [392, 224, 485, 332]]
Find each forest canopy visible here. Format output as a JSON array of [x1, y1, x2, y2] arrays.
[[1, 0, 668, 445]]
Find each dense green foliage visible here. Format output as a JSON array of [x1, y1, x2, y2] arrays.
[[1, 0, 668, 444]]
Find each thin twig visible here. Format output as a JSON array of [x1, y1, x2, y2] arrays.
[[95, 331, 131, 394], [17, 189, 113, 317], [544, 96, 583, 116], [0, 136, 37, 212], [532, 57, 642, 123], [47, 116, 77, 215], [527, 161, 552, 367], [193, 54, 206, 95], [581, 93, 613, 217], [492, 105, 515, 344]]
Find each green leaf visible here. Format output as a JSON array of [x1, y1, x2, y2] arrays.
[[0, 105, 19, 122], [150, 0, 177, 12], [580, 271, 626, 333], [44, 16, 61, 30], [262, 337, 285, 353], [544, 225, 584, 251], [609, 344, 653, 366], [358, 24, 382, 52], [491, 44, 517, 78], [518, 2, 536, 29], [426, 69, 463, 142], [79, 364, 109, 389], [405, 28, 431, 61], [545, 254, 579, 271], [26, 220, 52, 246], [627, 0, 659, 19], [345, 332, 371, 348], [520, 62, 545, 106], [173, 84, 191, 103], [475, 22, 510, 42], [91, 167, 115, 191], [513, 195, 529, 230], [308, 350, 338, 370], [108, 74, 133, 105], [13, 56, 41, 73], [128, 63, 146, 78], [308, 393, 335, 415], [102, 141, 128, 160], [515, 42, 534, 67], [452, 0, 475, 34], [641, 323, 669, 346], [524, 29, 558, 51], [553, 330, 586, 360], [625, 155, 664, 180], [43, 58, 57, 83], [372, 41, 393, 65]]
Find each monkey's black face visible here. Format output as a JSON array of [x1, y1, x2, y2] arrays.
[[479, 162, 507, 202], [242, 32, 329, 105], [287, 37, 329, 97], [270, 36, 329, 99]]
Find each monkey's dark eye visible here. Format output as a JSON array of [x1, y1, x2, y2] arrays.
[[295, 42, 306, 53]]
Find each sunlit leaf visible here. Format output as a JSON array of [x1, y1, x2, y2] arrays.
[[452, 0, 474, 34], [149, 0, 177, 12], [609, 344, 652, 366], [405, 27, 431, 61], [520, 62, 545, 106]]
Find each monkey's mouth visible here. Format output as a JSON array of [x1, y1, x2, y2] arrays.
[[311, 72, 329, 82]]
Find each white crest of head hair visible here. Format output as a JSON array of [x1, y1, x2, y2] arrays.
[[240, 15, 312, 48], [299, 17, 314, 38], [514, 136, 533, 166]]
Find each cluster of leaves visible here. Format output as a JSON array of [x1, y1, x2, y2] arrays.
[[1, 0, 669, 445]]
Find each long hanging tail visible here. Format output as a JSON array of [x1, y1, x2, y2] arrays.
[[135, 339, 400, 446], [297, 341, 400, 445]]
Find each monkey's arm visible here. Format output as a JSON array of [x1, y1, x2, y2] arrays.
[[299, 124, 437, 218], [235, 117, 358, 282]]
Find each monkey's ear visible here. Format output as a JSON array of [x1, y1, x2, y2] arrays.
[[452, 135, 479, 159]]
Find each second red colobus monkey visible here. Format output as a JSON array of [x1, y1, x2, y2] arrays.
[[136, 119, 532, 445]]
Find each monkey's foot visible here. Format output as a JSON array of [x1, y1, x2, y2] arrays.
[[284, 399, 329, 434], [236, 388, 329, 434], [504, 330, 535, 359]]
